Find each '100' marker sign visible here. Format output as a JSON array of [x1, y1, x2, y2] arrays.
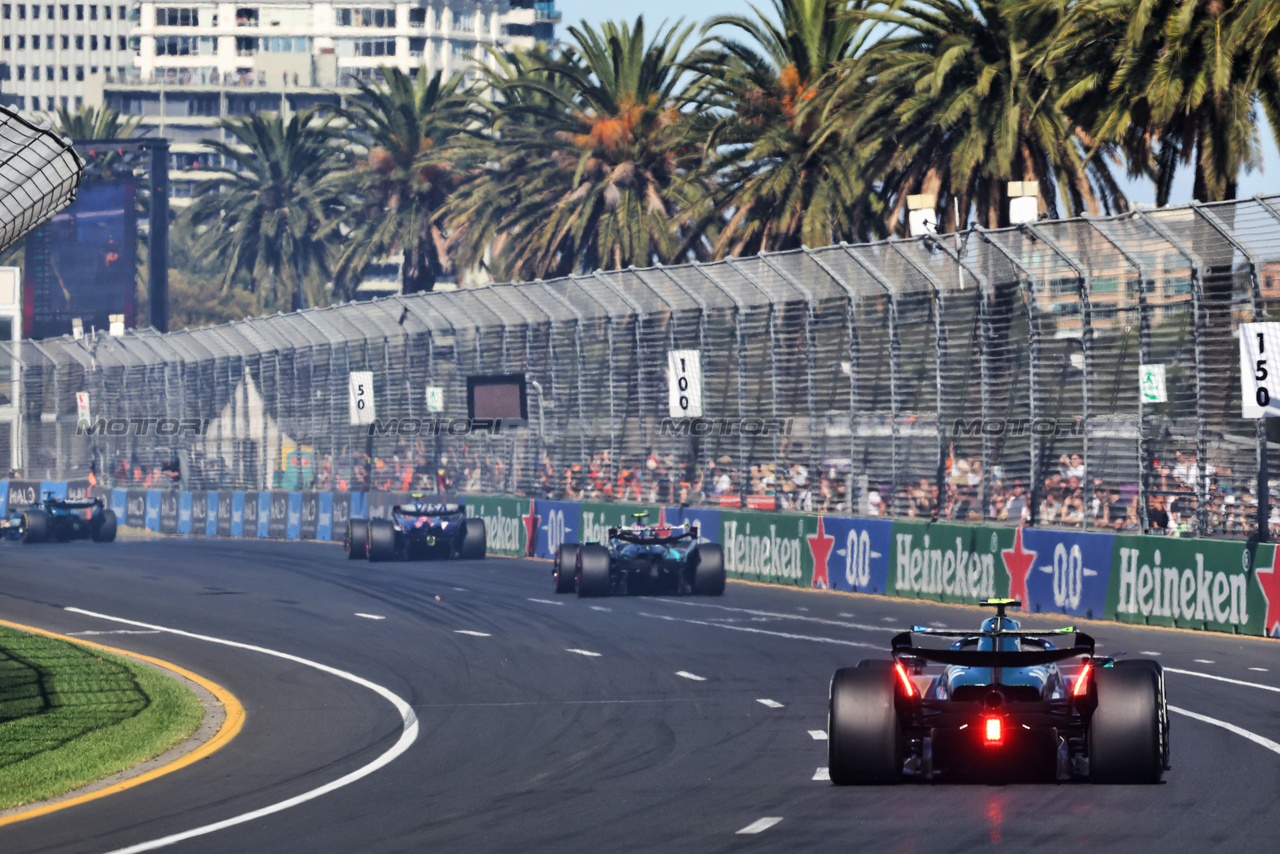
[[1240, 323, 1280, 418], [668, 350, 703, 418]]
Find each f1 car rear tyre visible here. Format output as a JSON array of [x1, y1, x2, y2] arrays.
[[461, 518, 486, 560], [554, 544, 579, 593], [367, 519, 397, 563], [576, 544, 611, 597], [1111, 660, 1170, 771], [1088, 666, 1164, 783], [690, 544, 726, 596], [91, 509, 117, 543], [828, 664, 904, 785], [346, 519, 368, 559], [21, 510, 49, 544]]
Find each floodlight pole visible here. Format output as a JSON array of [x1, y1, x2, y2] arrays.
[[148, 138, 169, 333]]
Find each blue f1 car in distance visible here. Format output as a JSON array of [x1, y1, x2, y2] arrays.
[[4, 492, 118, 543], [553, 512, 725, 597], [345, 495, 486, 562], [828, 599, 1169, 784]]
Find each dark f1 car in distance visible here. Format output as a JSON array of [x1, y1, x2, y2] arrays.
[[828, 599, 1169, 784], [553, 513, 725, 597], [345, 495, 486, 562], [3, 492, 118, 543]]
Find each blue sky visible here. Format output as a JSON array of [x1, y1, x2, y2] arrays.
[[551, 0, 1280, 206]]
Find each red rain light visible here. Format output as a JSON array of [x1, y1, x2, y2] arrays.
[[894, 662, 915, 698], [984, 716, 1003, 744], [1074, 662, 1092, 697]]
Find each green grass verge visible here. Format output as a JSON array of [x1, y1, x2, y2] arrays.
[[0, 625, 204, 810]]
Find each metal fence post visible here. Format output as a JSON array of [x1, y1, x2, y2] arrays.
[[1132, 212, 1214, 536], [839, 244, 900, 516], [1190, 201, 1269, 540], [1025, 225, 1093, 531], [803, 247, 862, 515], [759, 252, 822, 490], [886, 242, 951, 520]]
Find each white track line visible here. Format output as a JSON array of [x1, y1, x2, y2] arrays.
[[566, 649, 602, 657], [757, 699, 784, 708], [1169, 706, 1280, 757], [63, 607, 418, 854], [1164, 667, 1280, 693], [808, 730, 828, 740], [675, 671, 706, 681], [1250, 667, 1270, 672], [589, 606, 612, 612], [657, 599, 897, 633], [639, 612, 880, 650], [528, 598, 564, 606], [355, 613, 385, 620], [1139, 650, 1161, 656], [813, 767, 830, 781], [1193, 659, 1215, 664], [736, 817, 782, 834], [454, 630, 490, 637], [66, 629, 162, 636]]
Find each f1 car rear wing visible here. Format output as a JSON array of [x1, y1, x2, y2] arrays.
[[890, 596, 1096, 667], [608, 525, 699, 545], [393, 493, 463, 516], [45, 496, 104, 510]]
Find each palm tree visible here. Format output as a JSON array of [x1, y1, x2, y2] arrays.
[[52, 103, 141, 140], [52, 103, 142, 181], [182, 109, 343, 312], [839, 0, 1128, 232], [441, 17, 709, 281], [1089, 0, 1261, 204], [688, 0, 884, 254], [323, 67, 472, 296]]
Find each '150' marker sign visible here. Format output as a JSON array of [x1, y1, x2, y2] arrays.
[[1240, 322, 1280, 418]]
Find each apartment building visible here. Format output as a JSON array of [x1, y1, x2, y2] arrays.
[[0, 0, 134, 111], [84, 0, 557, 205]]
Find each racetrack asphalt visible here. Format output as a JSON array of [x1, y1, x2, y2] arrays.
[[0, 536, 1275, 854]]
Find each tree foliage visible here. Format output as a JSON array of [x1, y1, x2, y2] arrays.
[[164, 0, 1280, 317]]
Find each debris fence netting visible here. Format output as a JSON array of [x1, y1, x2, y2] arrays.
[[7, 195, 1280, 540]]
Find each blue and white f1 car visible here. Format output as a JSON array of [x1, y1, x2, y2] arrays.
[[345, 495, 485, 562], [827, 599, 1169, 784]]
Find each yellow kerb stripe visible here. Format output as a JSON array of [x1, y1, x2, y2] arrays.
[[0, 619, 245, 827]]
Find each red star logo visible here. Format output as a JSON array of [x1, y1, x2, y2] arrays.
[[1001, 527, 1037, 605], [807, 516, 835, 589], [1259, 547, 1280, 638], [522, 500, 539, 557]]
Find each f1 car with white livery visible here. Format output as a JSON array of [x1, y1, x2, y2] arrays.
[[346, 495, 486, 562], [553, 513, 725, 597], [827, 599, 1169, 784]]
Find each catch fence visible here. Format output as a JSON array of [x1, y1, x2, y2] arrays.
[[6, 195, 1280, 539]]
